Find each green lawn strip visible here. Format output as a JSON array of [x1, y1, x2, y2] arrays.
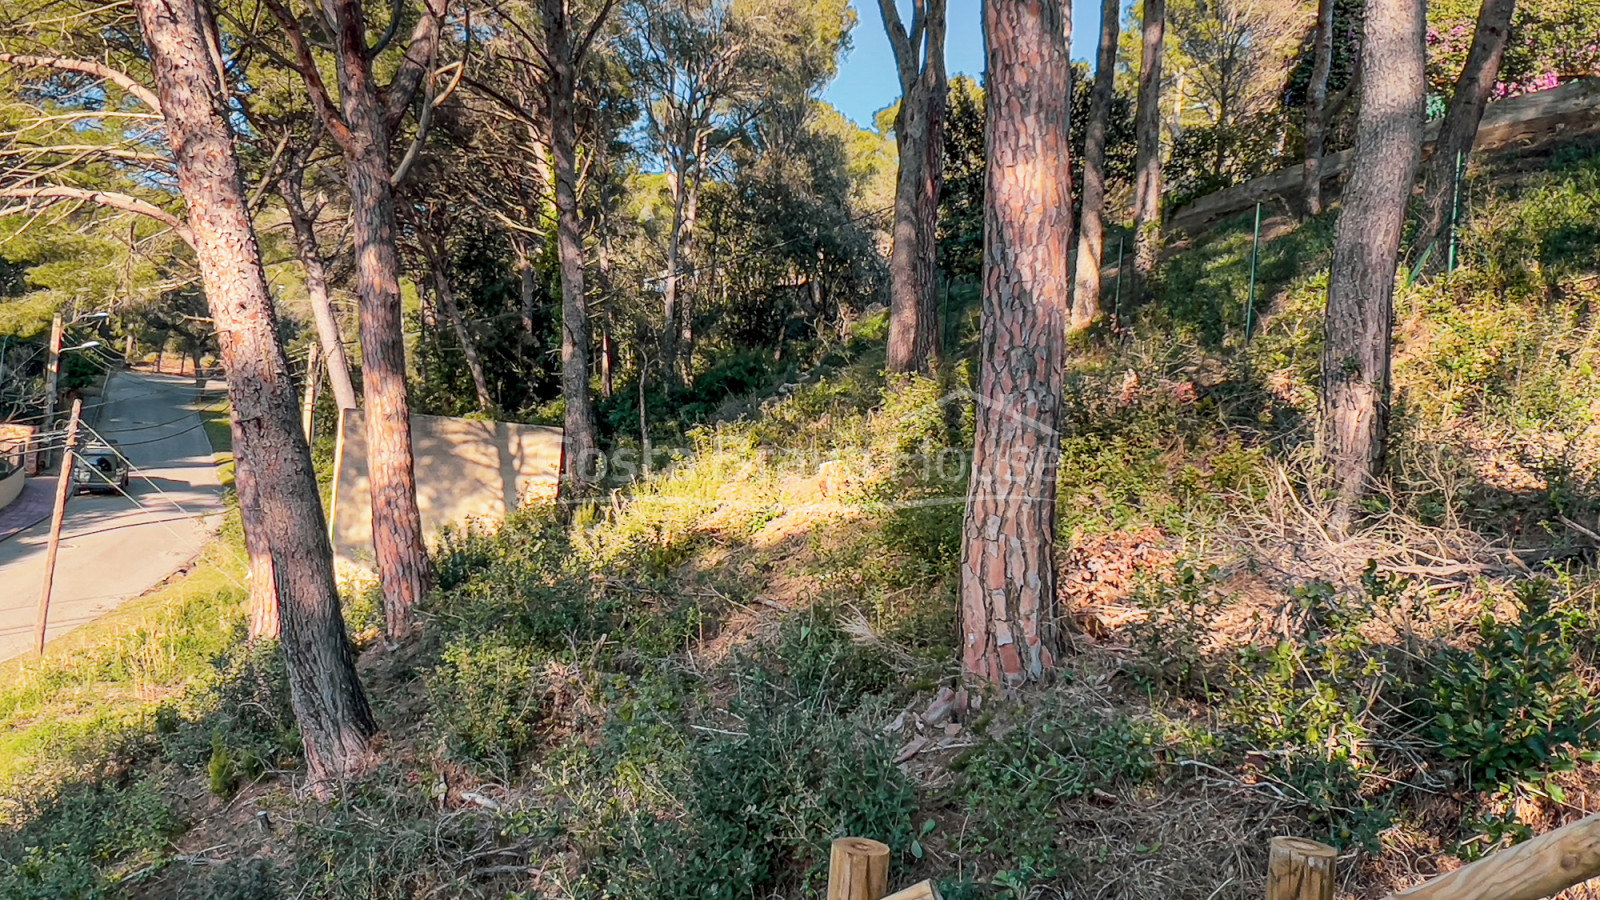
[[0, 390, 249, 794], [195, 386, 234, 488]]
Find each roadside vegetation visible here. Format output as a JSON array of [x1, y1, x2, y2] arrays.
[[2, 138, 1598, 899]]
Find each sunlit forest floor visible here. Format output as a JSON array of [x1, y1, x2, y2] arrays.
[[5, 140, 1600, 900]]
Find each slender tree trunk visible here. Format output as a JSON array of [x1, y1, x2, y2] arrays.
[[882, 0, 948, 373], [327, 0, 432, 641], [1131, 0, 1166, 303], [543, 0, 601, 492], [1302, 0, 1336, 217], [518, 249, 538, 334], [1318, 0, 1425, 533], [1413, 0, 1515, 263], [422, 239, 493, 412], [661, 167, 688, 385], [281, 177, 359, 410], [960, 0, 1072, 685], [1071, 0, 1121, 329], [133, 0, 375, 787]]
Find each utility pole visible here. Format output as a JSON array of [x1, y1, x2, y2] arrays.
[[35, 397, 81, 655]]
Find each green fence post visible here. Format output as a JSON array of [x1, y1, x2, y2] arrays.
[[1113, 235, 1125, 324], [1245, 201, 1262, 340], [1448, 149, 1465, 274]]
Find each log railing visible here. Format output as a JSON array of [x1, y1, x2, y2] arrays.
[[834, 812, 1600, 900]]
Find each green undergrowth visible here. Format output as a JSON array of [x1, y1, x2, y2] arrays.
[[6, 142, 1600, 900]]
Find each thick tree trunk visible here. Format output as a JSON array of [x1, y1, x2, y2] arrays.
[[1070, 0, 1121, 329], [882, 0, 948, 373], [1301, 0, 1336, 217], [960, 0, 1071, 685], [1318, 0, 1425, 533], [1413, 0, 1516, 264], [1131, 0, 1165, 303], [281, 177, 359, 411], [544, 0, 601, 493], [237, 426, 279, 641], [133, 0, 375, 787], [327, 0, 433, 641], [422, 240, 493, 412]]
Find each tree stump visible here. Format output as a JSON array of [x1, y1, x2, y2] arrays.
[[828, 837, 891, 900], [1267, 836, 1337, 900]]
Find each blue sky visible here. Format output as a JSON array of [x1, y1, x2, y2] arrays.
[[824, 0, 1110, 128]]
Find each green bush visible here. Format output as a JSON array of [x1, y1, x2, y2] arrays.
[[1413, 581, 1600, 790], [427, 636, 554, 768], [951, 707, 1159, 879]]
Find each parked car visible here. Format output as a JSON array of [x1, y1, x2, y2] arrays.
[[74, 440, 129, 493]]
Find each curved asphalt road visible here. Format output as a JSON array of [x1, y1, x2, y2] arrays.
[[0, 371, 225, 661]]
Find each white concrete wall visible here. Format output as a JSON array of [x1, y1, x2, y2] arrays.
[[329, 410, 562, 579], [0, 466, 25, 512]]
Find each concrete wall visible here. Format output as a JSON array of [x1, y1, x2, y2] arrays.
[[0, 465, 24, 512], [329, 410, 562, 578]]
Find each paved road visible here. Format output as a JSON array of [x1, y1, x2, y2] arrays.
[[0, 371, 225, 661]]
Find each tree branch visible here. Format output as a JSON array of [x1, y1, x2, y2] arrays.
[[0, 186, 194, 247], [0, 53, 164, 116], [383, 1, 442, 134], [260, 0, 355, 150]]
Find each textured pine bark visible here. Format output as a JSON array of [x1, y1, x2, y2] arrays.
[[281, 176, 358, 411], [236, 418, 279, 640], [327, 0, 433, 641], [1070, 0, 1121, 329], [1318, 0, 1425, 532], [1413, 0, 1516, 263], [132, 0, 375, 786], [960, 0, 1071, 685], [1130, 0, 1165, 303], [882, 0, 948, 374], [1301, 0, 1336, 217], [544, 0, 601, 493]]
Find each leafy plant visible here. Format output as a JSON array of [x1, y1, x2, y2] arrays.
[[1414, 581, 1600, 789]]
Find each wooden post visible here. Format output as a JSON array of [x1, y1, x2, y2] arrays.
[[44, 314, 62, 438], [1267, 837, 1336, 900], [827, 837, 890, 900], [883, 881, 941, 900], [35, 397, 81, 656], [1383, 809, 1600, 900], [301, 341, 321, 441]]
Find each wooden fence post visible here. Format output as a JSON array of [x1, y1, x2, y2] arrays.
[[1268, 836, 1337, 900], [35, 397, 81, 655], [828, 837, 890, 900]]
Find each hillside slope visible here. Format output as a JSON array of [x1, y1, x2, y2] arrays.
[[4, 139, 1600, 900]]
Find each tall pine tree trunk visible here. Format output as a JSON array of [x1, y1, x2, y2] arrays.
[[1130, 0, 1165, 303], [544, 0, 601, 493], [1070, 0, 1121, 329], [1319, 0, 1425, 533], [1413, 0, 1515, 263], [281, 176, 359, 411], [960, 0, 1071, 685], [1301, 0, 1336, 217], [882, 0, 948, 373], [327, 0, 432, 640], [133, 0, 375, 787]]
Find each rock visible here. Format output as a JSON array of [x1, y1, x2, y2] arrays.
[[894, 736, 929, 763]]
